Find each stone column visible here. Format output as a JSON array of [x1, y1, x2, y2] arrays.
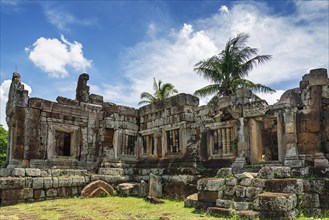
[[284, 109, 304, 167]]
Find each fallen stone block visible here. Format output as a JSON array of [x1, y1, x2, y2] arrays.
[[198, 191, 219, 203], [184, 193, 198, 208], [81, 180, 114, 197], [117, 182, 140, 196], [237, 210, 259, 220], [216, 168, 233, 178], [216, 199, 233, 208]]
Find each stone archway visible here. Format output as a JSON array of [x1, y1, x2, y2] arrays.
[[81, 180, 114, 197]]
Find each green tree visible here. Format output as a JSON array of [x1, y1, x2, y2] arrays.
[[0, 124, 8, 167], [194, 33, 275, 106], [138, 77, 178, 105]]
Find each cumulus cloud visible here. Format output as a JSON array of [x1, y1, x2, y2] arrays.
[[103, 1, 327, 107], [25, 35, 92, 78], [0, 79, 32, 130]]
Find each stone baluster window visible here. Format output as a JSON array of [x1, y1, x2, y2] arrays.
[[142, 135, 155, 156], [122, 135, 137, 156], [166, 129, 180, 153], [212, 127, 234, 156]]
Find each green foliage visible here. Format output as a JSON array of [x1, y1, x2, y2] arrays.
[[194, 33, 275, 106], [138, 77, 178, 105], [0, 124, 8, 167]]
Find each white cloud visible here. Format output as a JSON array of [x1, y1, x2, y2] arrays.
[[219, 5, 229, 15], [43, 5, 98, 31], [26, 35, 92, 78], [109, 1, 328, 107], [0, 79, 32, 130]]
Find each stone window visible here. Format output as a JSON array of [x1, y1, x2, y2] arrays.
[[166, 129, 180, 153], [211, 127, 235, 156], [55, 131, 71, 156], [103, 128, 114, 149], [142, 135, 155, 156], [123, 135, 137, 155]]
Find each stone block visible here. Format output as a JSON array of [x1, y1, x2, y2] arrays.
[[117, 182, 140, 196], [303, 179, 326, 194], [81, 180, 114, 197], [245, 187, 262, 199], [1, 189, 24, 201], [0, 168, 13, 177], [58, 187, 71, 197], [149, 173, 162, 197], [207, 207, 235, 217], [233, 201, 250, 210], [140, 180, 148, 197], [265, 179, 303, 194], [257, 192, 297, 212], [25, 168, 41, 177], [25, 177, 32, 188], [32, 177, 44, 189], [198, 191, 219, 203], [12, 168, 25, 177], [184, 193, 198, 208], [303, 208, 322, 217], [252, 178, 265, 188], [58, 177, 72, 187], [43, 177, 53, 189], [319, 194, 329, 208], [52, 177, 59, 188], [46, 188, 57, 197], [197, 178, 225, 191], [216, 199, 233, 208], [98, 168, 124, 175], [259, 209, 298, 220], [237, 210, 259, 220], [235, 185, 246, 198], [0, 177, 25, 189], [225, 177, 237, 186], [223, 186, 235, 196], [240, 178, 253, 186], [216, 168, 233, 178], [302, 193, 320, 208], [23, 188, 33, 199], [71, 176, 85, 187], [258, 166, 291, 179], [34, 189, 45, 199]]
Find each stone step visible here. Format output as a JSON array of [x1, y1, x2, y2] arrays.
[[237, 210, 259, 220], [265, 178, 303, 194], [256, 192, 297, 212], [207, 207, 235, 218]]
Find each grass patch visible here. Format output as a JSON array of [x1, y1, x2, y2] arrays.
[[0, 196, 219, 220]]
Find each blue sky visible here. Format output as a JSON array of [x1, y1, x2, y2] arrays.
[[1, 0, 328, 129]]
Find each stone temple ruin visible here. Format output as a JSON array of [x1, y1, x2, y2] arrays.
[[1, 68, 328, 218]]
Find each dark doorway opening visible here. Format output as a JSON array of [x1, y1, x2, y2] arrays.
[[55, 131, 71, 156]]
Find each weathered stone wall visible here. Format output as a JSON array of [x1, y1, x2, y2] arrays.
[[193, 166, 329, 219]]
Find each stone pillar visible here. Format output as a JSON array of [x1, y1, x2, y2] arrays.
[[284, 109, 304, 167]]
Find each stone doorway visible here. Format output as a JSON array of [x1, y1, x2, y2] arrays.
[[262, 119, 278, 161], [55, 131, 71, 156]]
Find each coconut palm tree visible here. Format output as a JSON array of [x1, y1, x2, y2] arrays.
[[194, 33, 275, 106], [138, 77, 178, 105]]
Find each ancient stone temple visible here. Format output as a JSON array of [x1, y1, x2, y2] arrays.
[[4, 68, 329, 170], [1, 68, 328, 217]]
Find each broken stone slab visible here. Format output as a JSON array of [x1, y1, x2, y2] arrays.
[[149, 173, 162, 198], [117, 182, 140, 196], [257, 192, 297, 212], [81, 180, 114, 197], [184, 193, 198, 208], [197, 178, 225, 191], [145, 196, 164, 204]]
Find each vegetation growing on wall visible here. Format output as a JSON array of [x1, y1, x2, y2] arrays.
[[0, 124, 8, 167]]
